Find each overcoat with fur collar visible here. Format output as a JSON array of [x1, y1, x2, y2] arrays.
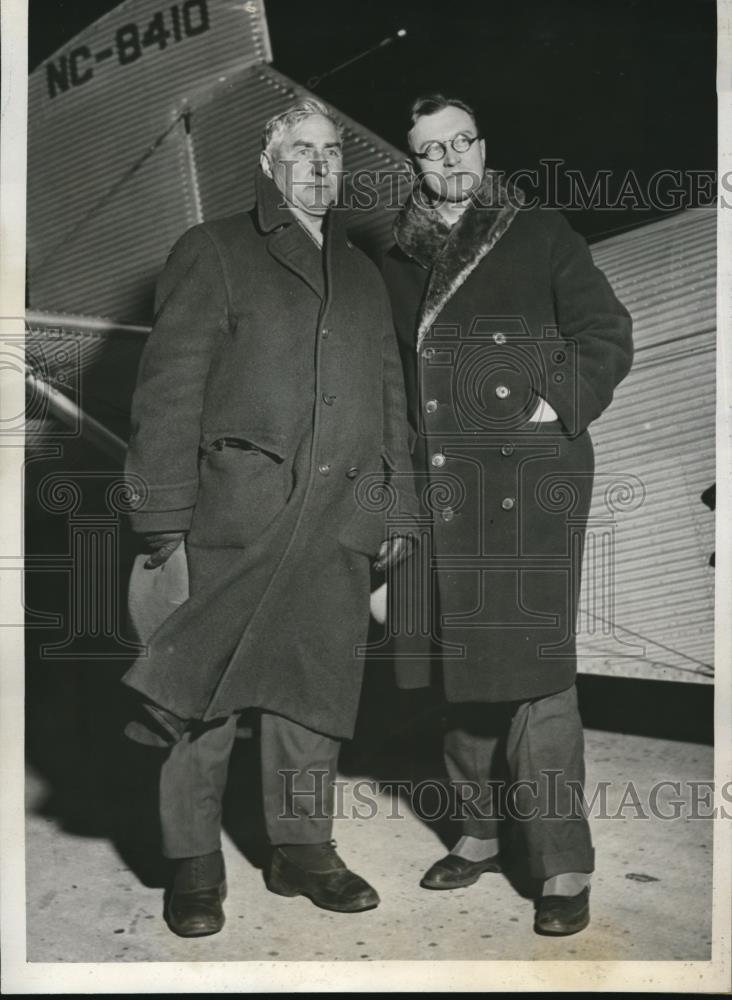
[[380, 172, 633, 703], [122, 170, 417, 739]]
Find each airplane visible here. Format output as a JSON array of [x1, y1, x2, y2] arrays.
[[23, 0, 716, 685]]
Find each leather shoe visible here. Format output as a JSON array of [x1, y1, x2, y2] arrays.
[[420, 851, 502, 890], [165, 850, 227, 937], [267, 844, 380, 913], [534, 887, 590, 936]]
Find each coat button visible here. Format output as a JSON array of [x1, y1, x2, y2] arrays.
[[501, 497, 516, 510], [424, 398, 438, 414], [441, 507, 455, 522], [322, 392, 336, 405], [493, 332, 507, 345], [318, 463, 331, 476], [346, 466, 359, 479], [495, 384, 510, 399], [431, 453, 446, 468], [423, 347, 435, 360], [321, 327, 330, 339], [500, 444, 515, 457]]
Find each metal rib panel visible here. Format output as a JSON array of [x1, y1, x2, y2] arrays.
[[591, 208, 716, 350], [30, 126, 197, 321], [578, 210, 715, 683], [28, 0, 271, 321]]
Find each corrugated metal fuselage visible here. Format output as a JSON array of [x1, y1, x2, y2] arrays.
[[25, 0, 716, 684]]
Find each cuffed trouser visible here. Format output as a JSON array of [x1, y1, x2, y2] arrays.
[[444, 684, 595, 880], [159, 711, 340, 859]]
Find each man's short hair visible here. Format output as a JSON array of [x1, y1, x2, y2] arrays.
[[408, 93, 479, 132], [261, 98, 344, 156]]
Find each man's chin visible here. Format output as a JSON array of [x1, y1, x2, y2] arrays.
[[444, 175, 481, 200], [415, 174, 482, 207], [297, 193, 338, 215], [300, 203, 332, 217]]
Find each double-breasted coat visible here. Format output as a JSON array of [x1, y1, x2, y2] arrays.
[[122, 170, 417, 739], [380, 172, 633, 704]]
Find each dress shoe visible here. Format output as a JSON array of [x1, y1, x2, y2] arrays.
[[267, 843, 380, 913], [534, 887, 590, 936], [420, 851, 502, 890], [165, 850, 227, 937]]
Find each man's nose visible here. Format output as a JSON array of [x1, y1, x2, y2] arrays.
[[443, 143, 460, 167], [311, 156, 329, 176]]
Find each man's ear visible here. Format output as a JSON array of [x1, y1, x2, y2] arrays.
[[479, 138, 486, 165], [404, 155, 424, 204], [260, 150, 273, 179]]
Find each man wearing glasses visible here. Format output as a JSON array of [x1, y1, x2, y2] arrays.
[[381, 94, 633, 935]]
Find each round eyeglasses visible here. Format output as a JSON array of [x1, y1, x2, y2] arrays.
[[413, 132, 482, 162]]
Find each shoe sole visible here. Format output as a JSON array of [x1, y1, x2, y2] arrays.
[[267, 874, 379, 913], [164, 880, 227, 937], [420, 873, 482, 890], [165, 918, 226, 938], [420, 864, 502, 891], [534, 911, 590, 937]]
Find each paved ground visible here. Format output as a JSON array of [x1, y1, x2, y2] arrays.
[[25, 728, 713, 964]]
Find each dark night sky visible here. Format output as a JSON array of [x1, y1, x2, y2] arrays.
[[28, 0, 717, 240]]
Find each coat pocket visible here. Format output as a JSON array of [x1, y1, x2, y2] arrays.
[[338, 505, 386, 557], [189, 430, 289, 548]]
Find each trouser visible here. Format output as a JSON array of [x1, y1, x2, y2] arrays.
[[444, 684, 595, 880], [159, 710, 340, 859]]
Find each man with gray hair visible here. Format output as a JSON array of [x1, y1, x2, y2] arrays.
[[123, 98, 417, 935]]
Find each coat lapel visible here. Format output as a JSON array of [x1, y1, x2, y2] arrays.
[[266, 226, 325, 299], [255, 168, 325, 299], [394, 171, 524, 352]]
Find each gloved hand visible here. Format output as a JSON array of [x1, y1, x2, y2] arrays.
[[372, 534, 415, 574], [143, 531, 185, 569]]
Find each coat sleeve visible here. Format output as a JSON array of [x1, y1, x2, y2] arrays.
[[540, 211, 634, 435], [380, 290, 422, 525], [125, 226, 229, 533]]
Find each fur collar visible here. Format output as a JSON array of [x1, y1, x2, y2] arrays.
[[393, 200, 452, 269], [394, 170, 524, 351]]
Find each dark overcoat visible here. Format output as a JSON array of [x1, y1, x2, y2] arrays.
[[122, 170, 417, 739], [380, 173, 634, 704]]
